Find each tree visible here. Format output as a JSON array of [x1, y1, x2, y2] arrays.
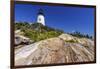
[[69, 31, 92, 39]]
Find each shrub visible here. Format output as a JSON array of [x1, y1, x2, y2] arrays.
[[15, 22, 63, 42]]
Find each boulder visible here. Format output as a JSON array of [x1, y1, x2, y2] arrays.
[[59, 33, 75, 41], [59, 34, 94, 46], [15, 35, 33, 46]]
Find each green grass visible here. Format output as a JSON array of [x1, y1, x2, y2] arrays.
[[23, 29, 62, 42], [65, 39, 78, 43], [15, 22, 63, 42]]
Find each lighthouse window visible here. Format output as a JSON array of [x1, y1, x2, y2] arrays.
[[39, 18, 41, 21]]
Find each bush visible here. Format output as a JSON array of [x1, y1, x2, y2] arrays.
[[15, 22, 63, 42], [23, 30, 62, 42]]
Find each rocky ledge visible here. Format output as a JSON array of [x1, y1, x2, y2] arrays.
[[15, 34, 94, 66]]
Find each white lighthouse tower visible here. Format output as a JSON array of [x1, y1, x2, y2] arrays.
[[37, 9, 45, 26]]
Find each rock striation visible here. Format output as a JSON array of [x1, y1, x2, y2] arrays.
[[15, 34, 94, 66]]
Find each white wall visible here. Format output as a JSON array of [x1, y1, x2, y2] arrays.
[[37, 15, 45, 26], [0, 0, 100, 69]]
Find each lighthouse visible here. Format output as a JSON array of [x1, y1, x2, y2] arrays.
[[37, 9, 45, 26]]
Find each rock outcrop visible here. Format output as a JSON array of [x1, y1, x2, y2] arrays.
[[15, 34, 94, 66], [15, 30, 33, 46]]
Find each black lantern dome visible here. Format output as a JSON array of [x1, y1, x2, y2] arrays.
[[38, 9, 44, 16]]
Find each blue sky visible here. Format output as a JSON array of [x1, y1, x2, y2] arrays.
[[15, 3, 95, 35]]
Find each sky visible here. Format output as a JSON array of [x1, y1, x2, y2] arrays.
[[15, 3, 95, 36]]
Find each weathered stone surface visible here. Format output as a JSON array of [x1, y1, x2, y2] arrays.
[[59, 34, 94, 46], [15, 30, 33, 46], [59, 33, 75, 41], [15, 34, 94, 66]]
